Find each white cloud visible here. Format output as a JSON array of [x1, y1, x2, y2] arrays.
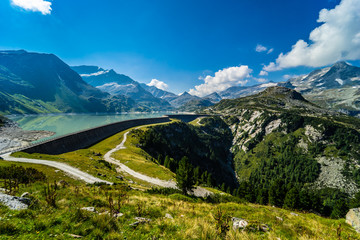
[[264, 0, 360, 71], [256, 44, 274, 54], [259, 70, 268, 76], [255, 44, 267, 52], [189, 65, 252, 97], [283, 74, 300, 80], [147, 79, 169, 91], [254, 77, 268, 83], [11, 0, 52, 15]]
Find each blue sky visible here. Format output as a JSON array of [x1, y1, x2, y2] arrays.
[[1, 0, 360, 95]]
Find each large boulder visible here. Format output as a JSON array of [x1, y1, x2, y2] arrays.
[[346, 208, 360, 232]]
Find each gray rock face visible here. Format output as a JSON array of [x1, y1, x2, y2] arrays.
[[346, 208, 360, 233], [0, 193, 31, 210]]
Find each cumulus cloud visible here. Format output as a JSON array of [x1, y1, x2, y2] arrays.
[[256, 44, 273, 54], [259, 70, 268, 76], [189, 66, 252, 97], [264, 0, 360, 71], [147, 79, 169, 91], [255, 44, 267, 52], [11, 0, 52, 15]]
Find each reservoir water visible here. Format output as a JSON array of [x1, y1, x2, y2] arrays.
[[7, 112, 168, 141]]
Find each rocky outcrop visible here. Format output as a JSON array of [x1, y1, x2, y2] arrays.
[[346, 208, 360, 233], [313, 156, 358, 196], [0, 193, 31, 210]]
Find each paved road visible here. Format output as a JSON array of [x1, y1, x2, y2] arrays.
[[0, 153, 111, 185]]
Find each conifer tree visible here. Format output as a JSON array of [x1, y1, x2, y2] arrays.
[[176, 156, 195, 195]]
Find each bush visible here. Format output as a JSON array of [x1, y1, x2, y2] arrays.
[[0, 165, 46, 184]]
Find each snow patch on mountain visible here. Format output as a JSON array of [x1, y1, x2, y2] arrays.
[[80, 70, 110, 77], [335, 78, 344, 85], [260, 82, 277, 88]]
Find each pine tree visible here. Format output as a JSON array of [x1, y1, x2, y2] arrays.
[[283, 187, 299, 210], [176, 156, 195, 195], [164, 157, 170, 169], [221, 183, 226, 192], [157, 154, 164, 165], [268, 179, 286, 207], [193, 167, 200, 185], [331, 199, 349, 219], [207, 173, 213, 187]]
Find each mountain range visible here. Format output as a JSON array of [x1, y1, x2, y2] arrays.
[[205, 61, 360, 116], [71, 66, 173, 111], [1, 50, 360, 116], [0, 50, 136, 114]]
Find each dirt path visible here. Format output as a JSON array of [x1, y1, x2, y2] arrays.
[[103, 130, 212, 197], [0, 153, 111, 185]]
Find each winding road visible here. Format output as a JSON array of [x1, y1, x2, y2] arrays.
[[0, 125, 212, 197], [103, 129, 212, 197], [0, 152, 111, 184]]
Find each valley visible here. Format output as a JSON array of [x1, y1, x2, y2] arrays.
[[1, 52, 360, 238]]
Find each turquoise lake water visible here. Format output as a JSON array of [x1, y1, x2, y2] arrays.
[[7, 112, 168, 141]]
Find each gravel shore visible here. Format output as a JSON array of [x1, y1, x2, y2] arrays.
[[0, 121, 55, 152]]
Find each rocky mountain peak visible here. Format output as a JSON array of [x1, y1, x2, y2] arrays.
[[332, 61, 350, 69], [259, 86, 306, 101], [180, 91, 191, 96]]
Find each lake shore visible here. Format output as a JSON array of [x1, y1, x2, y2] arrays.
[[0, 120, 55, 152]]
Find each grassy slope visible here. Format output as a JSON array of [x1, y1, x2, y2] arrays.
[[0, 181, 358, 239], [1, 120, 359, 239], [11, 122, 175, 186]]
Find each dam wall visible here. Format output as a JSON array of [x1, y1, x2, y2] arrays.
[[166, 114, 210, 122], [21, 116, 171, 155], [19, 114, 211, 155]]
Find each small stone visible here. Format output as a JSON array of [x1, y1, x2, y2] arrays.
[[113, 213, 123, 218], [66, 233, 83, 238], [98, 210, 109, 215], [20, 192, 30, 198], [290, 212, 299, 216], [54, 170, 60, 173], [276, 216, 284, 221], [346, 208, 360, 233], [260, 224, 271, 232], [81, 207, 96, 213], [128, 180, 134, 184], [134, 217, 151, 222], [165, 213, 173, 219], [130, 217, 151, 227], [231, 217, 248, 231]]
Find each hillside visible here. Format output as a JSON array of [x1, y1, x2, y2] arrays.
[[0, 120, 359, 239], [203, 86, 360, 218], [0, 51, 135, 114], [136, 118, 238, 188], [177, 99, 213, 112]]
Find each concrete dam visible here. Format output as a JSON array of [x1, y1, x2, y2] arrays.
[[19, 114, 209, 155]]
